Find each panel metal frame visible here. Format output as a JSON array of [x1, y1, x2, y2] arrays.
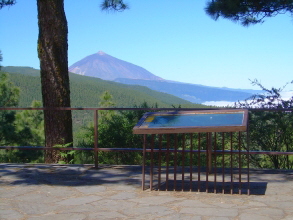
[[133, 109, 248, 134]]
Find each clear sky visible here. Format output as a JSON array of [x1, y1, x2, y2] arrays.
[[1, 0, 293, 91]]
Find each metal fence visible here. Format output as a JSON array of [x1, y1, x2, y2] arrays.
[[1, 107, 293, 194], [1, 106, 293, 164]]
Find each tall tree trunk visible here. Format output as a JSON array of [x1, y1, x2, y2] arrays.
[[37, 0, 73, 163]]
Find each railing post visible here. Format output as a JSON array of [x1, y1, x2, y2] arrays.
[[207, 132, 212, 174], [247, 127, 250, 196], [94, 110, 99, 168], [142, 134, 146, 190]]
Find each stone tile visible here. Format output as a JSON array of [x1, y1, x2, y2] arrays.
[[109, 191, 137, 200], [15, 202, 58, 215], [130, 195, 181, 205], [56, 204, 99, 213], [0, 209, 23, 220], [88, 211, 127, 219], [41, 186, 79, 198], [208, 217, 230, 220], [172, 199, 214, 208], [27, 213, 87, 220], [113, 184, 140, 191], [265, 201, 293, 209], [179, 207, 238, 217], [282, 214, 293, 220], [122, 205, 176, 217], [0, 186, 35, 198], [15, 191, 60, 203], [242, 207, 284, 218], [73, 185, 107, 194], [57, 195, 103, 206], [92, 199, 137, 212], [239, 213, 274, 220]]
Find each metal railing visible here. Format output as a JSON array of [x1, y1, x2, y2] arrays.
[[0, 107, 224, 166], [1, 107, 293, 194], [1, 107, 293, 161]]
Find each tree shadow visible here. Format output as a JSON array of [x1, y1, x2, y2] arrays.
[[1, 164, 292, 196], [0, 164, 142, 187]]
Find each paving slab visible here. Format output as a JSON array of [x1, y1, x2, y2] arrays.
[[0, 163, 293, 220]]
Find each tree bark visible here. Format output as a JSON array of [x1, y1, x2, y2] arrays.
[[37, 0, 73, 163]]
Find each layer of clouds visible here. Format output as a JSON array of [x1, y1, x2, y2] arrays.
[[202, 101, 236, 107], [203, 91, 293, 107]]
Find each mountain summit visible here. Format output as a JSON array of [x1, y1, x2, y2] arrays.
[[69, 51, 163, 81]]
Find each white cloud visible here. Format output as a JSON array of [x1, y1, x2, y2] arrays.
[[202, 91, 292, 108], [280, 91, 293, 100], [202, 101, 236, 107]]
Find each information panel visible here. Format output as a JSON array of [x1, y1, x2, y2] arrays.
[[133, 109, 248, 134]]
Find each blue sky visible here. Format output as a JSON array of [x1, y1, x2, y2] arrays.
[[1, 0, 293, 91]]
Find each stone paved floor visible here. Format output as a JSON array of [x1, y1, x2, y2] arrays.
[[1, 164, 293, 220]]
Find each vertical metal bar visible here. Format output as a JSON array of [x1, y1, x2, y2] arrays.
[[166, 134, 170, 190], [198, 133, 201, 192], [247, 129, 250, 196], [174, 134, 178, 191], [208, 132, 212, 174], [222, 132, 225, 194], [150, 134, 154, 191], [94, 110, 99, 169], [158, 134, 162, 191], [190, 133, 193, 191], [213, 133, 217, 193], [142, 134, 146, 190], [182, 133, 186, 191], [238, 132, 242, 195], [230, 132, 233, 194], [206, 133, 209, 193]]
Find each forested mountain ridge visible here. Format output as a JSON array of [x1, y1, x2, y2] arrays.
[[115, 78, 255, 103], [1, 66, 204, 108], [2, 66, 40, 76]]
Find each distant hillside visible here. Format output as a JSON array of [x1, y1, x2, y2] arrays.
[[3, 66, 40, 76], [69, 51, 163, 81], [1, 66, 203, 108], [114, 78, 255, 103]]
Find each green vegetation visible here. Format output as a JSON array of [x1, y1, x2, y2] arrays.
[[2, 66, 41, 76], [75, 93, 150, 165], [0, 0, 16, 9], [0, 73, 44, 163], [236, 80, 293, 169], [0, 50, 3, 70], [0, 73, 20, 145], [206, 0, 293, 26]]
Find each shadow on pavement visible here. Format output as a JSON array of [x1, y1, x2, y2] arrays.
[[0, 164, 142, 187], [1, 164, 292, 195], [152, 180, 267, 195]]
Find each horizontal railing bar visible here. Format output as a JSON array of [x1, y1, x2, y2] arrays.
[[0, 146, 143, 152], [1, 107, 292, 112], [0, 107, 223, 111], [97, 148, 142, 152], [1, 146, 293, 155], [239, 151, 293, 155], [145, 149, 293, 155], [0, 146, 94, 151]]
